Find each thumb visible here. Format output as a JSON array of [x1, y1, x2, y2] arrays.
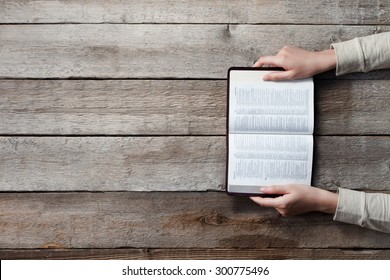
[[261, 185, 290, 195], [263, 70, 294, 81]]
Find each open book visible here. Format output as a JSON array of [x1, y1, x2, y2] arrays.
[[226, 67, 314, 195]]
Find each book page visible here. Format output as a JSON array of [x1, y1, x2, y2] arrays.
[[229, 70, 314, 134], [228, 134, 313, 194]]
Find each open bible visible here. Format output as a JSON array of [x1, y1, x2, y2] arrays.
[[226, 67, 314, 196]]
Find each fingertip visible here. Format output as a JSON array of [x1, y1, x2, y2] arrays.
[[253, 60, 262, 67], [249, 196, 260, 205], [262, 185, 290, 195], [262, 74, 284, 81], [262, 75, 271, 81], [260, 185, 279, 193], [250, 196, 268, 207], [254, 56, 275, 68], [266, 72, 292, 81], [260, 186, 271, 192]]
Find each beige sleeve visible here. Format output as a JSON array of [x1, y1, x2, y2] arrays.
[[331, 32, 390, 75], [333, 188, 390, 233]]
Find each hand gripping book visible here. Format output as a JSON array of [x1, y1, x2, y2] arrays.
[[226, 67, 314, 196]]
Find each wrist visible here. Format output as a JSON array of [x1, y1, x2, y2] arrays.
[[316, 188, 338, 214], [316, 49, 337, 73]]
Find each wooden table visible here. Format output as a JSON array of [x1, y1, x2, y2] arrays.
[[1, 1, 389, 259]]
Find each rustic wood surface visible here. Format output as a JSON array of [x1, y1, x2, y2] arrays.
[[2, 248, 390, 260], [0, 79, 389, 135], [0, 192, 389, 249], [1, 0, 389, 24], [1, 25, 390, 79], [0, 136, 389, 191], [0, 80, 227, 135], [0, 136, 226, 191], [0, 0, 389, 260]]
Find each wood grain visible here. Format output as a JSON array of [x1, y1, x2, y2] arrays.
[[314, 80, 390, 135], [0, 79, 389, 135], [1, 0, 389, 24], [1, 25, 390, 79], [1, 0, 389, 259], [0, 80, 226, 135], [0, 192, 389, 249], [313, 136, 390, 191], [1, 248, 389, 260], [0, 136, 389, 191], [0, 136, 226, 191]]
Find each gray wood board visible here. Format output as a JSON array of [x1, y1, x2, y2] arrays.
[[1, 248, 389, 260], [1, 25, 390, 79], [0, 80, 389, 135], [1, 0, 389, 24], [0, 80, 226, 135], [0, 136, 389, 191], [0, 192, 389, 249]]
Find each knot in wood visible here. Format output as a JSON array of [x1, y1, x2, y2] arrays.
[[200, 211, 228, 226]]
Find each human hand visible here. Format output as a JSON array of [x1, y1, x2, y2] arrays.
[[253, 46, 336, 81], [250, 185, 338, 216]]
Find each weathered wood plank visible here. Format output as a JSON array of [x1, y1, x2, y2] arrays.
[[0, 136, 389, 191], [0, 137, 226, 191], [313, 136, 390, 191], [1, 25, 389, 79], [1, 0, 389, 24], [1, 248, 389, 260], [314, 80, 390, 135], [0, 80, 226, 135], [0, 80, 389, 135], [0, 192, 389, 249]]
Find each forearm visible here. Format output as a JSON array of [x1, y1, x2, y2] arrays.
[[334, 188, 390, 233], [331, 32, 390, 75]]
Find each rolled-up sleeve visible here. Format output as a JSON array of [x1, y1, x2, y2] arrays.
[[331, 32, 390, 75], [334, 188, 390, 233]]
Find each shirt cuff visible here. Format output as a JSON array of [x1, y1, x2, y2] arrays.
[[331, 38, 365, 76], [333, 188, 366, 226]]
